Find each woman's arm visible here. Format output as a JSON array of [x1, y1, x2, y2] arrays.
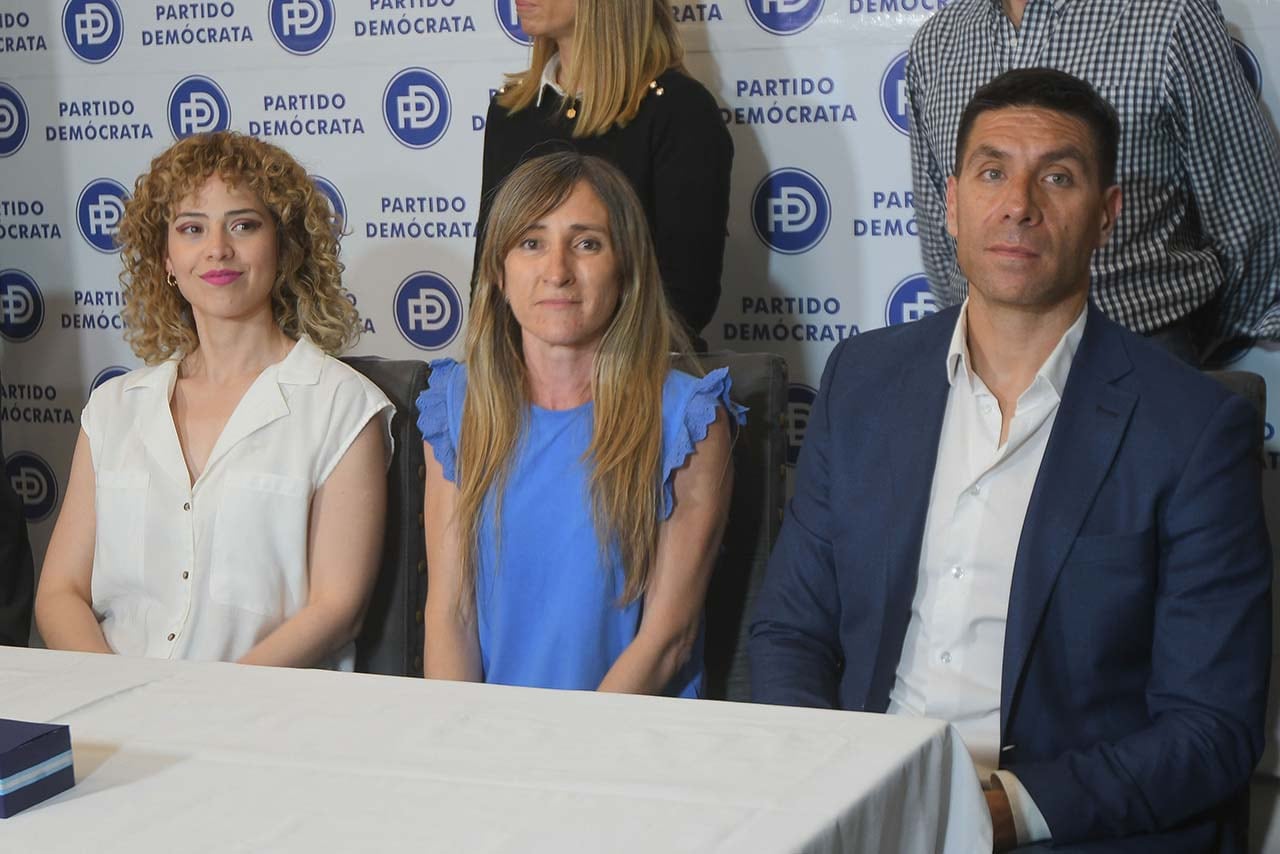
[[421, 443, 483, 681], [597, 407, 733, 695], [35, 430, 112, 653], [237, 417, 386, 668]]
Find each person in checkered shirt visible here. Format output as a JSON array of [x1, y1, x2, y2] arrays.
[[908, 0, 1280, 365]]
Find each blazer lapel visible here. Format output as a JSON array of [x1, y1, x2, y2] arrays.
[[867, 312, 955, 708], [1000, 307, 1137, 736]]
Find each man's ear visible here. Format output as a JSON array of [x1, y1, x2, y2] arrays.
[[1096, 185, 1123, 248], [945, 175, 959, 239]]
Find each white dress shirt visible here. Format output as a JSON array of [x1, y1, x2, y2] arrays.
[[537, 53, 567, 104], [80, 336, 393, 670], [886, 301, 1087, 844]]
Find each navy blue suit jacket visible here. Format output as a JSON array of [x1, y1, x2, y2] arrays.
[[749, 305, 1271, 851]]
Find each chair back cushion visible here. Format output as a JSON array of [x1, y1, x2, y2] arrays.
[[342, 357, 430, 677], [1205, 370, 1266, 466], [696, 351, 788, 701]]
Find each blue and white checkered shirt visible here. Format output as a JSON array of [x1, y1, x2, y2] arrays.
[[908, 0, 1280, 340]]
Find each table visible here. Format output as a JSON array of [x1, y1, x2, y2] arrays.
[[0, 648, 990, 852]]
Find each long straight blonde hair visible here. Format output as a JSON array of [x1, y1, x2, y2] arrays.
[[496, 0, 684, 137], [458, 152, 695, 612]]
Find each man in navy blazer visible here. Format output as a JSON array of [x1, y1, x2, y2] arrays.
[[750, 68, 1271, 852]]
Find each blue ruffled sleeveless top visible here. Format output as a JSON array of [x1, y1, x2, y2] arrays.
[[416, 359, 747, 696]]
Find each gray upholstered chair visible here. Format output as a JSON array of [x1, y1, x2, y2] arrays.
[[697, 351, 788, 701], [342, 357, 430, 677], [1206, 370, 1266, 466], [1204, 370, 1278, 854]]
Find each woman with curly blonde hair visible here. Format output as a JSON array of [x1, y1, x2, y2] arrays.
[[36, 132, 393, 670], [420, 152, 744, 695]]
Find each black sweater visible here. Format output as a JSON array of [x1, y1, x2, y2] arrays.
[[477, 69, 733, 337]]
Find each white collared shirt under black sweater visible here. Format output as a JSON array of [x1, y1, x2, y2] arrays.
[[908, 0, 1280, 342], [476, 59, 733, 338]]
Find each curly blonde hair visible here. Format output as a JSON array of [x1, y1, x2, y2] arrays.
[[117, 131, 359, 363]]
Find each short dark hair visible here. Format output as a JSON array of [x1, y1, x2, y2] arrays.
[[954, 68, 1120, 188]]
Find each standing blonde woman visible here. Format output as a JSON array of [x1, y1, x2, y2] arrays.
[[35, 132, 392, 669], [478, 0, 732, 345], [421, 152, 744, 694]]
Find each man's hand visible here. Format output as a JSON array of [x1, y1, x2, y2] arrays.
[[986, 787, 1017, 852]]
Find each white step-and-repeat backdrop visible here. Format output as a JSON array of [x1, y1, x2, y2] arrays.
[[2, 0, 1278, 686]]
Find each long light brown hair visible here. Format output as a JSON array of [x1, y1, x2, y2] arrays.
[[459, 151, 695, 611], [116, 131, 359, 363], [496, 0, 684, 137]]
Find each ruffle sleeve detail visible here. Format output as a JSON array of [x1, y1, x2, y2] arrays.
[[416, 358, 461, 483], [661, 367, 749, 519]]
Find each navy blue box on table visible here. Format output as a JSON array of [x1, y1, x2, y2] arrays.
[[0, 719, 74, 818]]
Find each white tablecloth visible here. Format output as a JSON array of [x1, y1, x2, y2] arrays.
[[0, 648, 990, 852]]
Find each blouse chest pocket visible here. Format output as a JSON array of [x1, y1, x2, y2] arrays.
[[210, 471, 312, 618], [93, 470, 150, 589]]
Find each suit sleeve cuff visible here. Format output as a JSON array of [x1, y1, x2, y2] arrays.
[[992, 769, 1052, 845]]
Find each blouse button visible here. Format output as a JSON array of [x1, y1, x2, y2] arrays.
[[183, 502, 191, 511], [182, 571, 189, 580], [167, 632, 176, 641]]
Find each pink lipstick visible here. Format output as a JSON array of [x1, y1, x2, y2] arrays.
[[200, 269, 241, 285]]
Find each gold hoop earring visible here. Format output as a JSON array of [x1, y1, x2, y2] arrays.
[[166, 272, 178, 288]]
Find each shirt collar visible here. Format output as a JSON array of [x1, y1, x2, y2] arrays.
[[535, 54, 568, 107], [946, 299, 1087, 399], [987, 0, 1073, 17], [123, 334, 325, 392]]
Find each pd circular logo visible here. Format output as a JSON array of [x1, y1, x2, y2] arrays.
[[752, 168, 831, 254], [0, 270, 45, 343], [269, 0, 335, 56], [91, 365, 130, 390], [1233, 38, 1262, 99], [310, 175, 346, 233], [77, 178, 129, 253], [6, 452, 58, 522], [786, 383, 817, 466], [168, 75, 231, 139], [885, 274, 938, 327], [62, 0, 123, 64], [394, 272, 463, 350], [746, 0, 824, 36], [881, 51, 910, 135], [495, 0, 531, 46], [0, 82, 29, 158], [383, 68, 452, 149]]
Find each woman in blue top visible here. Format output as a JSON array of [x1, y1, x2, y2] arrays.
[[418, 152, 743, 696]]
